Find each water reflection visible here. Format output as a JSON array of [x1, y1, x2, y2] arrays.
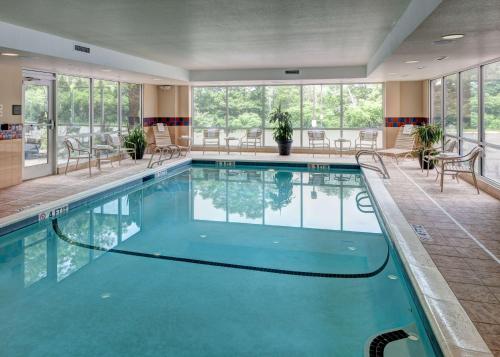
[[0, 189, 143, 289], [192, 167, 381, 233]]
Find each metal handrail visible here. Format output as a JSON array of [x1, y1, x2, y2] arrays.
[[355, 191, 375, 213], [355, 150, 390, 179]]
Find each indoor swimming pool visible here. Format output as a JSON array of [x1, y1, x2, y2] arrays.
[[0, 163, 440, 356]]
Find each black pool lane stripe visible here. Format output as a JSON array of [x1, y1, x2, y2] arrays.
[[369, 329, 409, 357], [52, 219, 389, 279]]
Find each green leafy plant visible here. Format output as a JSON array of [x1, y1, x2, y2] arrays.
[[267, 171, 294, 210], [413, 124, 443, 152], [124, 126, 146, 160], [270, 105, 293, 142]]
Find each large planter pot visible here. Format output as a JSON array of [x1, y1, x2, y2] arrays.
[[418, 152, 435, 170], [130, 145, 145, 160], [277, 140, 293, 156]]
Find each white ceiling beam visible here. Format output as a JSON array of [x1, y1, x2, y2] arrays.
[[367, 0, 442, 75], [189, 66, 367, 83], [0, 20, 189, 82]]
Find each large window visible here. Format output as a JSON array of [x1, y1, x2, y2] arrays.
[[192, 83, 383, 147], [461, 69, 479, 141], [121, 83, 142, 131], [430, 59, 500, 184], [56, 75, 142, 165], [431, 79, 442, 126], [93, 79, 118, 142], [444, 74, 458, 137], [56, 75, 91, 163]]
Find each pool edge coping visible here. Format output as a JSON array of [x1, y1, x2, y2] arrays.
[[363, 169, 493, 357], [0, 158, 192, 233]]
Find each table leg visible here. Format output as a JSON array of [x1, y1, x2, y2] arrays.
[[440, 160, 444, 192], [96, 150, 101, 170], [340, 142, 343, 158]]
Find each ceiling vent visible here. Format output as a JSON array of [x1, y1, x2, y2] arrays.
[[284, 69, 300, 75], [74, 44, 90, 54], [436, 56, 448, 61]]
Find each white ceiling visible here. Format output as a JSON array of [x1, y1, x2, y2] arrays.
[[371, 0, 500, 81], [1, 0, 500, 83], [0, 0, 411, 71]]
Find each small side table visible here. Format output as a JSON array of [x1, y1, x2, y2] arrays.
[[93, 144, 114, 170], [334, 139, 352, 157], [224, 137, 239, 154]]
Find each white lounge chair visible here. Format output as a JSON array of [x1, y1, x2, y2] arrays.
[[148, 124, 188, 167], [377, 125, 416, 164]]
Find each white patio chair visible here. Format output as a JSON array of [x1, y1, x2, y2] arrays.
[[240, 128, 263, 155], [202, 129, 221, 154], [63, 137, 93, 176], [435, 145, 483, 193], [105, 133, 136, 165], [355, 130, 378, 151], [307, 130, 331, 157]]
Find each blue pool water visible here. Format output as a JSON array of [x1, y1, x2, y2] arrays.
[[0, 165, 440, 356]]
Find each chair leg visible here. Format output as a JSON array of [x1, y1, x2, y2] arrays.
[[471, 171, 480, 194], [148, 149, 156, 168], [440, 169, 444, 192], [65, 157, 70, 175]]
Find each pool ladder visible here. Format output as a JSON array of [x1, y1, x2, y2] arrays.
[[356, 191, 375, 213], [355, 150, 390, 179]]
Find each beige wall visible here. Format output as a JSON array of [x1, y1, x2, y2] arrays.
[[385, 80, 428, 118], [384, 80, 429, 148], [0, 58, 23, 124], [0, 58, 23, 188], [144, 85, 190, 147], [143, 84, 158, 118]]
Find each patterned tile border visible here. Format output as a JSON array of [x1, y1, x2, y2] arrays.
[[143, 117, 190, 127], [385, 117, 428, 127]]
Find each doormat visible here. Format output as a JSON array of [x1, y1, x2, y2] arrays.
[[411, 224, 432, 242]]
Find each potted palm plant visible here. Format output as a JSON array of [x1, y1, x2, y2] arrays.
[[413, 124, 443, 169], [270, 105, 293, 155], [124, 126, 147, 160]]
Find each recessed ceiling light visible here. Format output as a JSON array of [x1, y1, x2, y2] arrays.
[[101, 69, 112, 72], [1, 52, 19, 57], [436, 56, 448, 61], [404, 60, 419, 64], [441, 33, 464, 40]]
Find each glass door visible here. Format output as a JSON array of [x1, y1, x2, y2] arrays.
[[23, 79, 55, 180]]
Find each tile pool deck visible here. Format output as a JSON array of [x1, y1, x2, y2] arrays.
[[0, 152, 498, 355]]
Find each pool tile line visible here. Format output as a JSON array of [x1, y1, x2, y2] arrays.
[[393, 164, 500, 265], [363, 169, 493, 356], [52, 218, 391, 279], [368, 329, 409, 357]]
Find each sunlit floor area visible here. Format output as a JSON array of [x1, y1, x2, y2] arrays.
[[0, 152, 498, 355]]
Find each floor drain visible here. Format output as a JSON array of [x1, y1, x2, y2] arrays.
[[411, 224, 432, 242]]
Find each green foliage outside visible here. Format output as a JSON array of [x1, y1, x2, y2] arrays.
[[192, 84, 383, 133]]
